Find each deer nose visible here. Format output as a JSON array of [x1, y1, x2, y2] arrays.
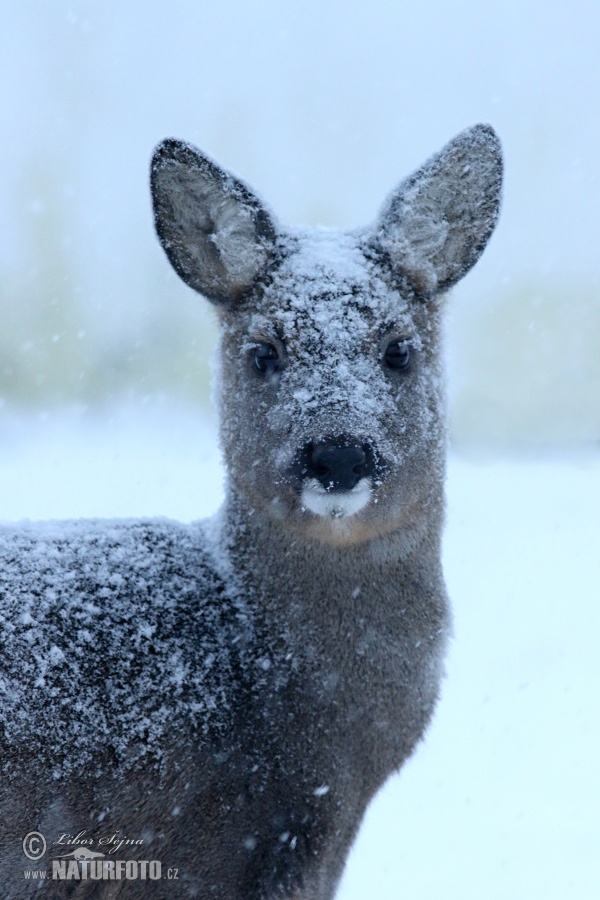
[[303, 440, 374, 492]]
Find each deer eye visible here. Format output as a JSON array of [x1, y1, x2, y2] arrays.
[[254, 342, 280, 374], [384, 339, 411, 371]]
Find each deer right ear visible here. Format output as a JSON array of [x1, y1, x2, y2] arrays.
[[150, 140, 277, 305], [374, 124, 503, 297]]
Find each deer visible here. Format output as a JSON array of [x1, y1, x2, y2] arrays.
[[0, 124, 502, 898]]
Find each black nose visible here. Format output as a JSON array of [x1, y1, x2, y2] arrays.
[[301, 439, 375, 492]]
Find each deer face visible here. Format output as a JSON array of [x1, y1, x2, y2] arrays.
[[151, 127, 502, 545], [217, 230, 446, 546]]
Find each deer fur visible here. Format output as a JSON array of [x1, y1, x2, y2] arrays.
[[0, 124, 502, 898]]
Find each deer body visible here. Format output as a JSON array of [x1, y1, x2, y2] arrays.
[[0, 126, 502, 898]]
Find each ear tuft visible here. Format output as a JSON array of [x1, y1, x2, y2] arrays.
[[375, 124, 503, 296], [150, 139, 277, 304]]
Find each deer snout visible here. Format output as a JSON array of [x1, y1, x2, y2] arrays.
[[291, 439, 377, 519], [300, 439, 375, 492], [306, 441, 373, 491]]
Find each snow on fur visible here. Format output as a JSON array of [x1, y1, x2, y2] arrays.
[[0, 125, 503, 899], [0, 517, 253, 778]]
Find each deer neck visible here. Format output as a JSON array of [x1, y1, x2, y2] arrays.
[[216, 486, 446, 645]]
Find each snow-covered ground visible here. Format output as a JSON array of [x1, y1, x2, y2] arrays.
[[1, 405, 598, 898]]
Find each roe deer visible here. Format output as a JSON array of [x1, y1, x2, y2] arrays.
[[0, 124, 502, 898]]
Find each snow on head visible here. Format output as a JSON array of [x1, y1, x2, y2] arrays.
[[217, 224, 441, 540], [258, 230, 413, 465]]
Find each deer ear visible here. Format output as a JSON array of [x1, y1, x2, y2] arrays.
[[374, 124, 503, 296], [151, 139, 277, 305]]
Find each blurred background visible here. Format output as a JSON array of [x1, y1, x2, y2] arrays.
[[1, 0, 599, 449], [1, 5, 599, 899]]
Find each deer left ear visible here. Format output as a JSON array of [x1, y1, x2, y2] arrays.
[[151, 139, 277, 305], [374, 124, 503, 296]]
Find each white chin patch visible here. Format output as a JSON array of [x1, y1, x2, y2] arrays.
[[301, 478, 372, 519]]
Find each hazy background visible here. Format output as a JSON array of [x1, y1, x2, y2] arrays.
[[1, 0, 599, 449], [1, 5, 599, 897]]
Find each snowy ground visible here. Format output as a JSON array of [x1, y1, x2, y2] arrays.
[[1, 404, 598, 898]]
